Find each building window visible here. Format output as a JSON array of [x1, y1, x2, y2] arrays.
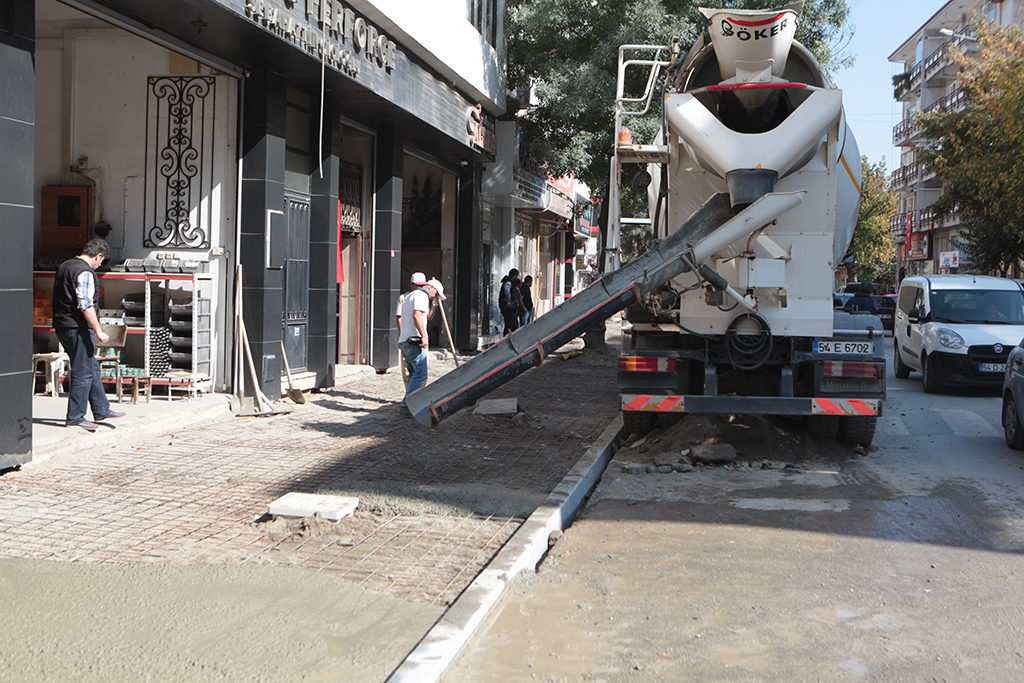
[[467, 0, 497, 47]]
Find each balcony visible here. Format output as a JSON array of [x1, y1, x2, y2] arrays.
[[925, 87, 967, 115], [893, 63, 922, 103], [924, 30, 978, 85], [890, 162, 922, 191], [893, 115, 920, 147], [890, 212, 913, 239]]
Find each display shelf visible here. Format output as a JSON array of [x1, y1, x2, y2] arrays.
[[33, 270, 214, 383]]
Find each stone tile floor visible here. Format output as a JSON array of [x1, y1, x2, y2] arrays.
[[1, 335, 619, 605]]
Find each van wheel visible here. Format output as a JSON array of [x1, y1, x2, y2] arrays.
[[1004, 396, 1024, 450], [803, 415, 839, 439], [921, 354, 940, 394], [623, 411, 656, 437], [837, 416, 877, 447], [893, 341, 911, 379]]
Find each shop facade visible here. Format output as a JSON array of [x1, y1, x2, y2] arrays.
[[2, 0, 504, 467]]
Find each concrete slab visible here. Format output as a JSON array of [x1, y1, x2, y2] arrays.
[[473, 398, 518, 416], [268, 492, 359, 521]]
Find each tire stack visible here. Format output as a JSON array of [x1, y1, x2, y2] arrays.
[[149, 326, 171, 377]]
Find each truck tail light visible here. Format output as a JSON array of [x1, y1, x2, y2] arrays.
[[619, 356, 676, 372], [822, 361, 878, 379]]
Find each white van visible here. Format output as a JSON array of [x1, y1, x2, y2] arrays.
[[894, 275, 1024, 392]]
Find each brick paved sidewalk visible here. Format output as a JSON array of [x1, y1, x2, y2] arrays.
[[0, 333, 620, 606]]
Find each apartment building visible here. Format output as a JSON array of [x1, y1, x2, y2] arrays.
[[889, 0, 1022, 276]]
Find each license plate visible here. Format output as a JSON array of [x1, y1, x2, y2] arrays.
[[813, 340, 872, 355], [980, 363, 1006, 373]]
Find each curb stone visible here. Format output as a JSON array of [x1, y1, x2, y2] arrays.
[[385, 415, 624, 683]]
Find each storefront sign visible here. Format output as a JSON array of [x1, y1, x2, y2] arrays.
[[575, 197, 597, 237], [245, 0, 397, 78], [514, 167, 546, 206], [908, 230, 930, 260], [940, 250, 960, 268], [467, 104, 497, 155]]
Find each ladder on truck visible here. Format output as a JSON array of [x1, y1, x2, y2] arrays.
[[606, 44, 674, 273]]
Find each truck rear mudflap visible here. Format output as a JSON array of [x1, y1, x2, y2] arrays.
[[621, 394, 881, 417]]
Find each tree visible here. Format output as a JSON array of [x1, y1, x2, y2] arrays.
[[507, 0, 854, 195], [916, 18, 1024, 276], [850, 157, 897, 289]]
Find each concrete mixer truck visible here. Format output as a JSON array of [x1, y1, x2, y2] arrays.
[[406, 2, 884, 447]]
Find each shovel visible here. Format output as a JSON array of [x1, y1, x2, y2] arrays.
[[280, 341, 305, 404]]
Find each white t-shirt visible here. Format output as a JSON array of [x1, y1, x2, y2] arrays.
[[399, 288, 430, 342]]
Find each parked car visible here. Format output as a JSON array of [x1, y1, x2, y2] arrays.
[[894, 275, 1024, 393], [872, 295, 896, 331], [1003, 339, 1024, 449], [833, 292, 854, 309]]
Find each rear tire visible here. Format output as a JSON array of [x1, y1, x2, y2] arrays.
[[803, 415, 839, 439], [1004, 395, 1024, 450], [837, 415, 877, 447], [921, 354, 940, 394], [623, 411, 656, 437], [894, 341, 910, 379]]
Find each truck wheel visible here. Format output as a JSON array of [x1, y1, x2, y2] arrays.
[[893, 341, 910, 379], [837, 416, 877, 447], [803, 415, 839, 439], [921, 354, 940, 394], [1004, 395, 1024, 450], [623, 411, 656, 437]]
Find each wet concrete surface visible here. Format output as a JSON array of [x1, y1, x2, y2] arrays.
[[446, 348, 1024, 682], [2, 327, 622, 682]]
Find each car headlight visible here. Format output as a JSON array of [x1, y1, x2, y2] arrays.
[[937, 327, 965, 349]]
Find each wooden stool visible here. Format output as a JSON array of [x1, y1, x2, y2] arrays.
[[96, 354, 122, 403], [32, 352, 69, 398], [121, 375, 151, 404]]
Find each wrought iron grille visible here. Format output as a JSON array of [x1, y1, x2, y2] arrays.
[[339, 161, 363, 232], [144, 76, 216, 249], [402, 174, 442, 248]]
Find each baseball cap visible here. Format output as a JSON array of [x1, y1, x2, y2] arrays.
[[426, 278, 446, 300], [410, 272, 427, 285]]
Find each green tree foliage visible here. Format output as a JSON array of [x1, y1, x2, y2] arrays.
[[917, 18, 1024, 276], [507, 0, 853, 194], [850, 157, 897, 288]]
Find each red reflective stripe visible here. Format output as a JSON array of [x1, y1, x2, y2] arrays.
[[656, 396, 682, 412], [725, 12, 789, 27], [815, 399, 841, 415], [706, 83, 807, 91], [848, 399, 876, 416], [624, 395, 649, 411]]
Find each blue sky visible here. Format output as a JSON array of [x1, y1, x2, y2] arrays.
[[837, 0, 946, 171]]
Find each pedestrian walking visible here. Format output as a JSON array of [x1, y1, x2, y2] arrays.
[[520, 275, 534, 326], [51, 238, 125, 431], [499, 268, 522, 336], [398, 275, 445, 416]]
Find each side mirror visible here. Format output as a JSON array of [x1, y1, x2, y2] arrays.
[[908, 310, 920, 323]]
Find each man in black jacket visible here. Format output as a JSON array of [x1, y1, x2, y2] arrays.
[[52, 238, 124, 431]]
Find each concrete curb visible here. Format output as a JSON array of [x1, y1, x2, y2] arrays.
[[29, 396, 235, 466], [385, 415, 624, 683]]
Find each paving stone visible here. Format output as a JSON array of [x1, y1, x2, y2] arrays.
[[474, 398, 518, 416]]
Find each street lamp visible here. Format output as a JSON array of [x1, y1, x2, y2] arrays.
[[939, 28, 978, 41]]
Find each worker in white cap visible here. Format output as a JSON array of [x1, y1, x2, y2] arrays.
[[396, 272, 430, 387], [398, 275, 445, 415]]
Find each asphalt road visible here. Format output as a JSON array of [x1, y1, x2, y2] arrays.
[[445, 336, 1024, 682]]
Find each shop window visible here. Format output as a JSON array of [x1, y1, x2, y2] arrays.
[[144, 76, 216, 248]]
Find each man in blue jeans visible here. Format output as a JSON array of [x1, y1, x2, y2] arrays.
[[52, 238, 125, 431], [398, 274, 445, 416]]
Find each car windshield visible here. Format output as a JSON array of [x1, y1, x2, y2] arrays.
[[929, 289, 1024, 324]]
